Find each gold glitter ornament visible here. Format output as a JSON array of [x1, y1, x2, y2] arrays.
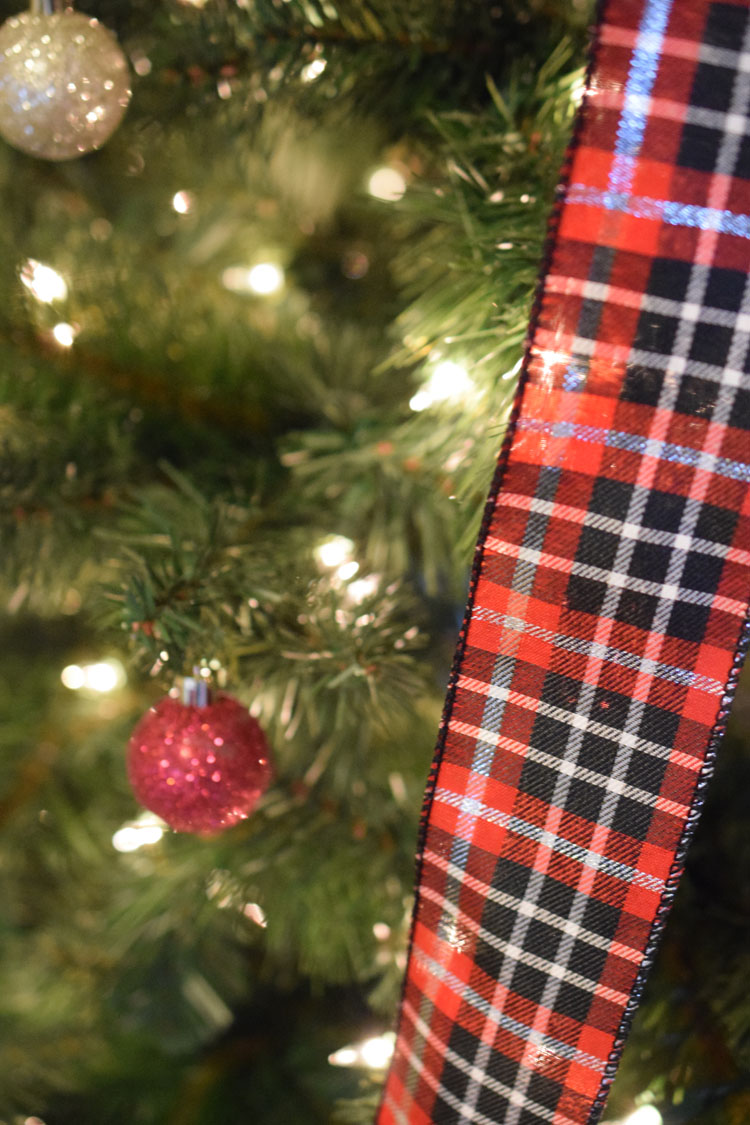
[[0, 0, 131, 161]]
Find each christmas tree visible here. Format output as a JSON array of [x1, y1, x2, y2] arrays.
[[0, 0, 748, 1123]]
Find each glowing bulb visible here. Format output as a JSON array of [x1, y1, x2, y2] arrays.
[[112, 813, 166, 853], [20, 260, 67, 303], [172, 190, 195, 214], [336, 560, 360, 581], [348, 575, 378, 603], [430, 360, 472, 399], [61, 664, 85, 690], [247, 262, 284, 295], [623, 1108, 663, 1125], [301, 57, 327, 82], [360, 1033, 396, 1069], [222, 263, 284, 296], [243, 902, 268, 927], [83, 661, 121, 693], [315, 535, 355, 568], [408, 389, 433, 411], [367, 167, 406, 201], [328, 1032, 395, 1069], [328, 1046, 359, 1068], [409, 360, 475, 411], [52, 323, 76, 348], [61, 659, 125, 693]]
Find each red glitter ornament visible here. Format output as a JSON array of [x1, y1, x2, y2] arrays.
[[127, 685, 273, 835]]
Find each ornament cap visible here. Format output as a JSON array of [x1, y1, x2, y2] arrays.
[[181, 675, 211, 707], [30, 0, 63, 16]]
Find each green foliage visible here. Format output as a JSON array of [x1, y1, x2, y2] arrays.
[[0, 0, 593, 1115], [5, 0, 746, 1123]]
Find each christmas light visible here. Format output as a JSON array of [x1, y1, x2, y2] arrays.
[[337, 560, 360, 581], [83, 661, 121, 693], [52, 322, 76, 347], [622, 1108, 663, 1125], [328, 1045, 358, 1067], [409, 360, 474, 411], [315, 535, 355, 569], [221, 262, 284, 296], [360, 1034, 396, 1069], [301, 58, 326, 82], [243, 902, 267, 927], [61, 659, 125, 693], [20, 259, 67, 303], [347, 575, 378, 603], [112, 813, 166, 853], [60, 664, 85, 690], [247, 262, 284, 295], [172, 190, 195, 214], [328, 1031, 395, 1070], [367, 167, 406, 201]]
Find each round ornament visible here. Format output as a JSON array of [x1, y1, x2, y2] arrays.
[[0, 4, 131, 161], [127, 688, 274, 836]]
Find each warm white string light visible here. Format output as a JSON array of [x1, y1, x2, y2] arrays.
[[112, 812, 166, 853], [329, 1031, 395, 1070], [20, 259, 67, 303], [347, 575, 378, 603], [367, 167, 406, 201], [172, 190, 195, 214], [621, 1107, 663, 1125], [315, 535, 355, 570], [301, 58, 327, 82], [61, 658, 125, 693], [221, 262, 285, 296], [52, 323, 77, 348], [409, 359, 475, 412]]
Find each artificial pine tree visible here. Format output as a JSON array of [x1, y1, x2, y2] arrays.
[[0, 1, 748, 1124]]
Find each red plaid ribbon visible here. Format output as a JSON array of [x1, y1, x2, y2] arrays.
[[378, 1, 750, 1122]]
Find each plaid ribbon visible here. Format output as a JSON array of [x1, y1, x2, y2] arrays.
[[378, 1, 750, 1122]]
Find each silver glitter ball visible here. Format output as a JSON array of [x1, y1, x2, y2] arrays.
[[0, 9, 131, 161]]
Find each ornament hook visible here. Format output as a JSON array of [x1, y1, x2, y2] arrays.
[[182, 674, 211, 707], [30, 0, 66, 15]]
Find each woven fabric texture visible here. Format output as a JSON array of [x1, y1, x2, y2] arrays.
[[378, 1, 750, 1123]]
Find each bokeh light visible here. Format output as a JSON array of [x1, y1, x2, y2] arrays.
[[20, 260, 67, 303], [52, 323, 76, 348], [61, 659, 125, 693], [328, 1031, 395, 1070], [172, 190, 195, 214], [367, 167, 406, 201], [112, 813, 166, 853], [409, 360, 474, 411]]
